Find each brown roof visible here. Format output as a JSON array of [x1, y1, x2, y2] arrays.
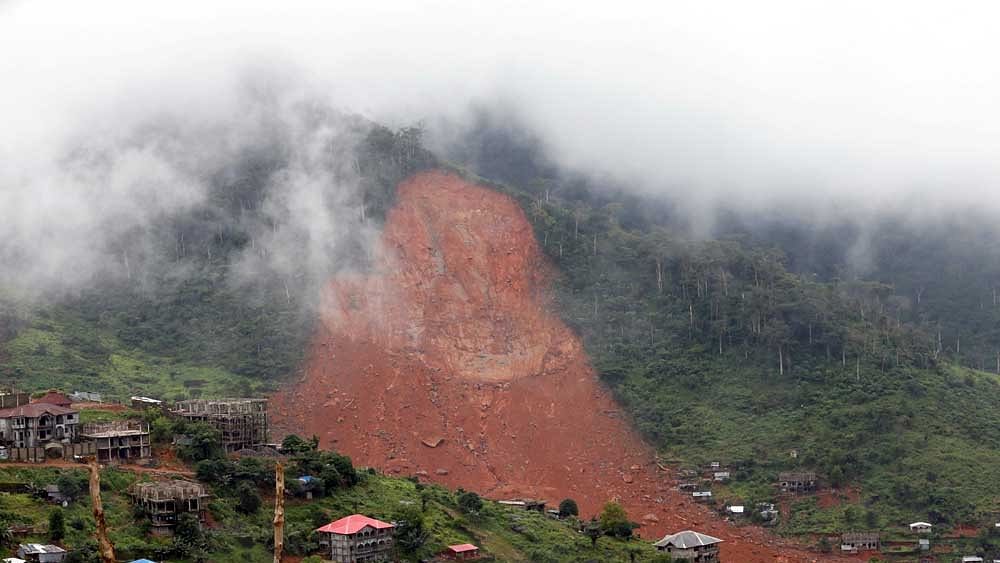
[[33, 392, 72, 407], [0, 403, 77, 419]]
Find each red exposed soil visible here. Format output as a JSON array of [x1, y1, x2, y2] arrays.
[[271, 170, 856, 562]]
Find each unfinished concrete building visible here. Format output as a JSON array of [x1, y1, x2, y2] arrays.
[[778, 471, 818, 493], [80, 420, 151, 463], [129, 480, 209, 535], [173, 398, 268, 452]]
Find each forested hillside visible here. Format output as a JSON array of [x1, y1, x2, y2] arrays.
[[0, 116, 435, 398], [5, 118, 1000, 535], [445, 120, 1000, 530]]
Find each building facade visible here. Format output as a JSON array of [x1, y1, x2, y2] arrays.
[[654, 530, 723, 562], [316, 514, 395, 563], [81, 420, 151, 462], [129, 480, 209, 535], [172, 398, 268, 452], [0, 404, 79, 448]]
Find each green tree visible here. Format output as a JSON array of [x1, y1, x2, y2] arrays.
[[175, 512, 202, 544], [235, 481, 262, 514], [457, 490, 483, 515], [393, 504, 428, 553], [55, 472, 86, 501], [282, 434, 315, 454], [865, 509, 878, 528], [558, 498, 579, 518], [48, 508, 65, 542], [599, 501, 636, 538], [177, 422, 223, 462]]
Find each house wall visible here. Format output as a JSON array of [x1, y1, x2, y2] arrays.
[[324, 527, 394, 563]]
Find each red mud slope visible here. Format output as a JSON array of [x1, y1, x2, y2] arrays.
[[272, 170, 850, 562]]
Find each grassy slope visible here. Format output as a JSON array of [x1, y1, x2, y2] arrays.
[[0, 306, 267, 400], [0, 467, 659, 563]]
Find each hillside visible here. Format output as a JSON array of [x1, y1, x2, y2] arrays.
[[0, 464, 668, 562], [4, 122, 1000, 559]]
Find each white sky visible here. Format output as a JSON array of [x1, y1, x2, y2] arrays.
[[3, 0, 1000, 213]]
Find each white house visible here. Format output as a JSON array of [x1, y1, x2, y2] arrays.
[[909, 521, 932, 533]]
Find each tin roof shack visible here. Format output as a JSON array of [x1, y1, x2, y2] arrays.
[[909, 521, 933, 534], [316, 514, 395, 563], [16, 544, 68, 563], [130, 397, 163, 410], [654, 530, 723, 562], [778, 471, 818, 493], [442, 544, 480, 560], [173, 398, 268, 452], [129, 480, 208, 536], [69, 392, 102, 403], [497, 499, 546, 513], [0, 404, 79, 448], [81, 421, 151, 463], [841, 532, 880, 553]]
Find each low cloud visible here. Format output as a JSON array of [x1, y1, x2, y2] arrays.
[[3, 0, 1000, 291]]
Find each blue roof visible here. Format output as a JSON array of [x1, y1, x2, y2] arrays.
[[298, 476, 314, 483], [129, 559, 157, 563]]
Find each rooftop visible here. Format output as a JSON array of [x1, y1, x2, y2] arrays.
[[654, 530, 723, 549], [0, 403, 76, 419], [448, 544, 479, 553], [81, 420, 149, 438], [18, 544, 67, 554], [316, 514, 394, 535], [33, 392, 72, 406]]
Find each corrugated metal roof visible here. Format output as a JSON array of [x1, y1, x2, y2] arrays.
[[315, 514, 393, 535], [448, 544, 479, 553], [653, 530, 723, 549]]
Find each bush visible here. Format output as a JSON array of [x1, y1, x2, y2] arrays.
[[48, 508, 65, 542], [457, 490, 483, 515], [599, 502, 637, 539], [235, 482, 262, 514], [558, 498, 579, 518]]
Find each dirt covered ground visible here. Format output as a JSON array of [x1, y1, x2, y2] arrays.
[[272, 170, 857, 562]]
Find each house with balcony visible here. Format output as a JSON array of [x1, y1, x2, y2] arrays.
[[315, 514, 395, 563], [0, 404, 79, 448]]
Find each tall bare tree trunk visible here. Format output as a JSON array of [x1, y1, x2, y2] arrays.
[[88, 461, 116, 563], [274, 461, 285, 563]]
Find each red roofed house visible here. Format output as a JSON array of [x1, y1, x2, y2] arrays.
[[315, 514, 394, 563], [442, 543, 481, 560], [33, 391, 73, 408]]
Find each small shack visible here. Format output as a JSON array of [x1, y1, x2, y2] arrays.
[[442, 544, 480, 560], [692, 491, 712, 502], [841, 532, 880, 552], [16, 544, 67, 563], [497, 499, 546, 512], [128, 480, 209, 535], [909, 521, 932, 533], [130, 396, 163, 410]]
